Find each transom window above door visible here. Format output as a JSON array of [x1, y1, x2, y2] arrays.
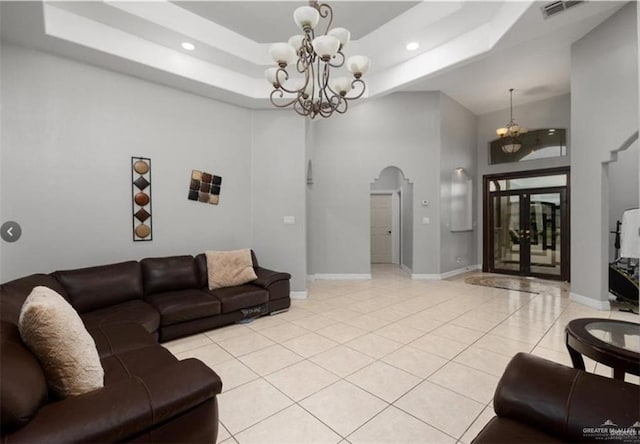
[[489, 174, 567, 191], [489, 128, 567, 165]]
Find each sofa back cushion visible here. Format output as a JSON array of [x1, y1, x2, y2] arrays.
[[141, 255, 199, 295], [0, 321, 48, 433], [0, 274, 68, 325], [195, 254, 208, 288], [53, 261, 143, 314]]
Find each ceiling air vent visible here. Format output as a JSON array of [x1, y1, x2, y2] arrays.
[[541, 0, 584, 19]]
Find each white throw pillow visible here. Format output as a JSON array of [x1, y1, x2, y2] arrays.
[[206, 249, 258, 290], [18, 286, 104, 397]]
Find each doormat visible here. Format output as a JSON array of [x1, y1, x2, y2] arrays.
[[463, 275, 547, 294]]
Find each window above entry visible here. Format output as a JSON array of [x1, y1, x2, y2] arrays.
[[490, 128, 567, 165]]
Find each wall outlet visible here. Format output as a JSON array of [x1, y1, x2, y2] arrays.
[[422, 217, 430, 225], [283, 216, 295, 225]]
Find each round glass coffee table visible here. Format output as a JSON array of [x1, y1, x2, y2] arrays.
[[565, 318, 640, 380]]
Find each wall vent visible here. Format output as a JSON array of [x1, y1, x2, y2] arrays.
[[541, 0, 584, 19]]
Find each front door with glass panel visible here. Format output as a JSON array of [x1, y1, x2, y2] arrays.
[[485, 170, 569, 281]]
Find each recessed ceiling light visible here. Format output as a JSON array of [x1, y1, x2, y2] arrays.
[[406, 42, 419, 51], [181, 42, 195, 51]]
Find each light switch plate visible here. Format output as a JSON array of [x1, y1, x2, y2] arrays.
[[422, 217, 430, 224], [283, 216, 295, 225]]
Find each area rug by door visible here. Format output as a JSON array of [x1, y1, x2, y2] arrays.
[[463, 275, 550, 294]]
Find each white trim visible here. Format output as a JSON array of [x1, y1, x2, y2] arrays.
[[290, 290, 308, 300], [412, 264, 480, 280], [570, 292, 611, 311], [439, 264, 481, 279], [411, 274, 441, 280], [312, 273, 372, 280], [391, 192, 400, 264]]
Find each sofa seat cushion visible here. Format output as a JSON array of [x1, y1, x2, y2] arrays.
[[81, 300, 160, 334], [208, 285, 268, 314], [147, 289, 221, 326], [4, 359, 222, 444], [101, 345, 178, 385], [88, 323, 158, 359]]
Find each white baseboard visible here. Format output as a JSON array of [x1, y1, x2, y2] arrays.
[[312, 273, 372, 280], [412, 264, 480, 280], [400, 264, 412, 274], [570, 292, 611, 310], [440, 264, 481, 279], [411, 274, 440, 280], [290, 290, 308, 300]]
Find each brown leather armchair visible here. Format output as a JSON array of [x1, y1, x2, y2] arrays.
[[473, 353, 640, 443]]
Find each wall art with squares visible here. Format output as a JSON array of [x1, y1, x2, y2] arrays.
[[132, 157, 152, 241], [188, 169, 222, 205]]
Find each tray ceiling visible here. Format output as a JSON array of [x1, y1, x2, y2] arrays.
[[0, 1, 626, 114]]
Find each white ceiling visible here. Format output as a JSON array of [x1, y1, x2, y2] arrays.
[[172, 1, 421, 43], [0, 1, 626, 115], [405, 0, 624, 113]]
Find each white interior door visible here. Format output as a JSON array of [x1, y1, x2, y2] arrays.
[[371, 194, 393, 263]]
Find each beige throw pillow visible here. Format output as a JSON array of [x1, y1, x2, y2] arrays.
[[206, 249, 257, 290], [18, 286, 104, 397]]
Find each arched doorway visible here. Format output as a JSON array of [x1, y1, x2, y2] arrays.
[[370, 167, 413, 271]]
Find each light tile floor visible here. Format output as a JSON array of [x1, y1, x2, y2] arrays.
[[164, 265, 639, 444]]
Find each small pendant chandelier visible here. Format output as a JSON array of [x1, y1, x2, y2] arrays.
[[496, 88, 527, 153], [265, 1, 370, 119]]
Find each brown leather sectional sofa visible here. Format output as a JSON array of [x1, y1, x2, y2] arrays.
[[0, 251, 291, 443], [1, 251, 291, 342], [473, 353, 640, 443]]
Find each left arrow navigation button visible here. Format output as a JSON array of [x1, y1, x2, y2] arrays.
[[1, 221, 22, 243]]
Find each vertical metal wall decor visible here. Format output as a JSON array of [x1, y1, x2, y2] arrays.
[[131, 157, 152, 241]]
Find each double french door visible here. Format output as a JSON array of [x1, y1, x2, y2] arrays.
[[484, 169, 570, 281]]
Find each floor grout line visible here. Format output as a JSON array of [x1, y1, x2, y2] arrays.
[[175, 266, 579, 444]]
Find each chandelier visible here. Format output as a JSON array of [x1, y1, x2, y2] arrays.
[[265, 1, 370, 119], [496, 88, 527, 153]]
